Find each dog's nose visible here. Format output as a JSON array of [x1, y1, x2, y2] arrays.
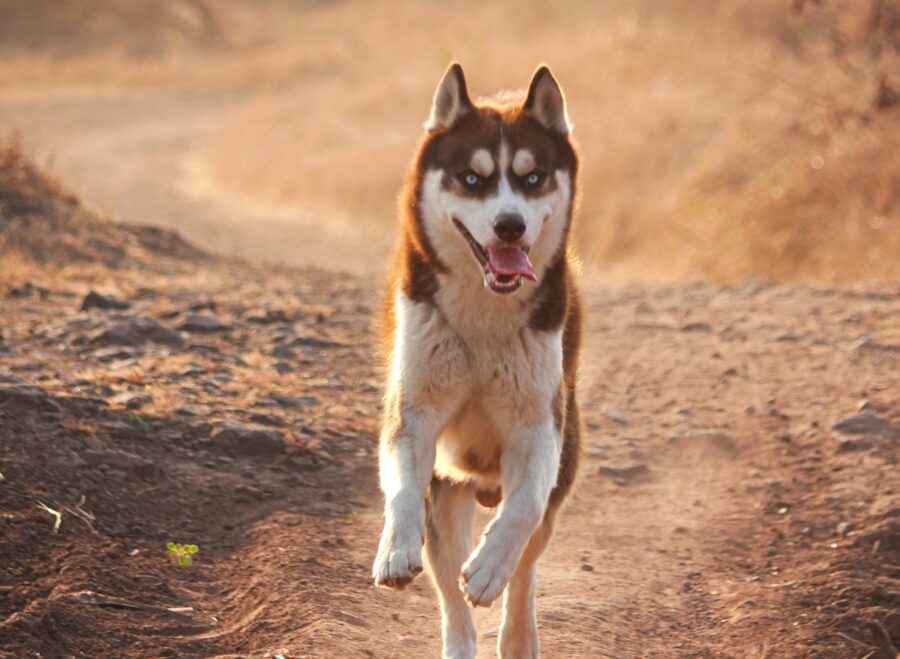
[[493, 213, 526, 243]]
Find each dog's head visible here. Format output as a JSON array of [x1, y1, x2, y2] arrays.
[[415, 63, 577, 295]]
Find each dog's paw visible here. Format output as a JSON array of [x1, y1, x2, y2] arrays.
[[372, 529, 424, 590], [459, 549, 511, 607]]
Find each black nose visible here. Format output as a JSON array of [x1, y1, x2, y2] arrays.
[[493, 213, 526, 243]]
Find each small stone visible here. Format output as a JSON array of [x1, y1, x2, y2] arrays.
[[213, 423, 285, 459], [0, 383, 62, 414], [289, 334, 344, 349], [112, 392, 153, 410], [90, 316, 183, 348], [61, 395, 108, 417], [249, 413, 286, 427], [245, 309, 289, 324], [188, 300, 217, 312], [177, 314, 229, 333], [681, 321, 712, 333], [598, 460, 648, 485], [836, 438, 875, 453], [175, 405, 203, 417], [272, 345, 295, 359], [269, 394, 319, 409], [836, 521, 851, 536], [668, 431, 738, 458], [271, 361, 294, 374], [83, 449, 163, 481], [93, 347, 137, 362], [854, 337, 900, 352], [80, 291, 131, 312], [832, 412, 900, 439], [604, 409, 630, 425]]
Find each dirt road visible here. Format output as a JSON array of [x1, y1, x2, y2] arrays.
[[0, 89, 393, 274], [1, 94, 898, 658]]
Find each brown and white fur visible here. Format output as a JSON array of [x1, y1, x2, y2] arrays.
[[372, 63, 582, 659]]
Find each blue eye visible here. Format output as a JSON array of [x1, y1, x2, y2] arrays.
[[463, 173, 480, 186], [526, 172, 541, 186]]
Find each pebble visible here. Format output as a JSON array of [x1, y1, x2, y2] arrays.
[[83, 449, 163, 482], [112, 392, 153, 410], [668, 430, 739, 458], [213, 423, 285, 459], [289, 334, 344, 349], [90, 316, 184, 348], [178, 313, 230, 333], [92, 347, 137, 362], [272, 345, 295, 359], [832, 412, 899, 439], [0, 383, 62, 415], [604, 409, 631, 425], [268, 394, 319, 409], [249, 413, 286, 427], [598, 460, 648, 485], [854, 337, 900, 353], [80, 291, 131, 312]]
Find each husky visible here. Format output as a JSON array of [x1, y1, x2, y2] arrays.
[[372, 62, 582, 659]]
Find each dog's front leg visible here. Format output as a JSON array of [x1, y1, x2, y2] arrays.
[[460, 422, 560, 607], [373, 399, 448, 589]]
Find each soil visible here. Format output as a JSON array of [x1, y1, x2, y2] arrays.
[[1, 101, 899, 658]]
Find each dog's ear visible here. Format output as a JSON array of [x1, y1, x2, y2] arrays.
[[524, 66, 571, 135], [425, 62, 473, 132]]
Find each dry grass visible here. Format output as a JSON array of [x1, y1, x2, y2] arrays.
[[0, 0, 897, 283], [0, 136, 203, 272], [199, 0, 900, 283]]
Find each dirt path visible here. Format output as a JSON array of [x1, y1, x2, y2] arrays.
[[2, 94, 899, 658], [306, 282, 900, 658], [2, 261, 898, 657], [0, 89, 391, 274]]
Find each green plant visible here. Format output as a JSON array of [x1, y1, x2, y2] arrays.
[[166, 541, 199, 567]]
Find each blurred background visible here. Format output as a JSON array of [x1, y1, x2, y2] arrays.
[[0, 0, 897, 283]]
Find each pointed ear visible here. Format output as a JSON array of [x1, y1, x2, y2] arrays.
[[524, 66, 571, 135], [425, 63, 473, 132]]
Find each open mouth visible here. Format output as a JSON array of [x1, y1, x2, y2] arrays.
[[452, 218, 537, 294]]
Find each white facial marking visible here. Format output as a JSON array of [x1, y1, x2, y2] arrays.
[[512, 149, 535, 176], [420, 137, 572, 291], [469, 149, 495, 177]]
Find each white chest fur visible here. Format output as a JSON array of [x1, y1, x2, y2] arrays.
[[391, 287, 563, 487]]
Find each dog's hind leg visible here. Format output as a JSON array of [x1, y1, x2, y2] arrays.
[[498, 394, 579, 659], [496, 502, 559, 659], [425, 477, 478, 659]]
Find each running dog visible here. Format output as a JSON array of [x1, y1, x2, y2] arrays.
[[373, 62, 582, 659]]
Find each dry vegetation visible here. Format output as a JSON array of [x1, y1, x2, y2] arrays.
[[0, 136, 203, 280], [1, 0, 897, 284]]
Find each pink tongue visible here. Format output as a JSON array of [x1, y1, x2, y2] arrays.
[[486, 246, 537, 282]]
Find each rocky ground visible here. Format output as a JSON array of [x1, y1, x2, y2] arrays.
[[1, 144, 899, 658]]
